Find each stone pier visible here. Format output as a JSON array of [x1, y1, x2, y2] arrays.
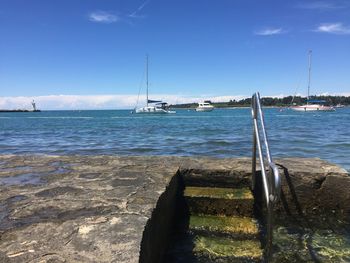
[[0, 155, 348, 262]]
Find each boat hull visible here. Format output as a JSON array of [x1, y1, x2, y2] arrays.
[[135, 106, 176, 114], [195, 108, 214, 112], [291, 105, 335, 112]]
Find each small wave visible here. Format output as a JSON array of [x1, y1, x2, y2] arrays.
[[111, 116, 134, 119], [27, 117, 94, 119], [205, 140, 232, 146], [165, 115, 246, 119], [275, 115, 300, 117]]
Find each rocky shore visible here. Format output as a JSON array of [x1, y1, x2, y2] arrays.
[[0, 155, 348, 262]]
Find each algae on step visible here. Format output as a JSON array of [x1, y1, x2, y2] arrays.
[[271, 225, 350, 262], [194, 235, 263, 261], [184, 186, 253, 200], [184, 186, 255, 217], [190, 214, 259, 237]]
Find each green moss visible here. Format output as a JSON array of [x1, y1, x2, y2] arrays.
[[194, 235, 262, 259], [272, 226, 350, 262], [184, 186, 253, 200], [190, 214, 259, 236]]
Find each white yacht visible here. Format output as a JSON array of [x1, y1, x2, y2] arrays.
[[291, 50, 334, 112], [195, 101, 214, 112], [134, 56, 175, 114], [291, 103, 335, 112]]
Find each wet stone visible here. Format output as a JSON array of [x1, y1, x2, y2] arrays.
[[35, 186, 83, 197], [5, 195, 28, 203], [78, 172, 101, 179], [0, 173, 44, 186], [111, 177, 143, 187]]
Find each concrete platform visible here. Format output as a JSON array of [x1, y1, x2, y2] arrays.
[[0, 155, 348, 262]]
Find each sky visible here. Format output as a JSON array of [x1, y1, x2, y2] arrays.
[[1, 0, 350, 109]]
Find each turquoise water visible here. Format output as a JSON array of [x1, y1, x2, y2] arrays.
[[0, 108, 349, 171]]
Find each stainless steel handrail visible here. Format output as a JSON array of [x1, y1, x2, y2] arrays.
[[251, 92, 281, 259]]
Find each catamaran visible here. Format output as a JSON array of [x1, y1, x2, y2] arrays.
[[291, 50, 334, 112], [134, 56, 175, 114]]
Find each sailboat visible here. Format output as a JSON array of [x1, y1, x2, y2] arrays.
[[134, 56, 176, 114], [291, 50, 334, 112]]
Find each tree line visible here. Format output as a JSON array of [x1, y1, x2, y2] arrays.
[[171, 95, 350, 108]]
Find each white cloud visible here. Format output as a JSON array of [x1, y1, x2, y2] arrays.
[[314, 23, 350, 34], [262, 94, 289, 99], [254, 28, 285, 36], [324, 92, 350, 96], [89, 11, 119, 23], [0, 94, 248, 110], [296, 1, 347, 10]]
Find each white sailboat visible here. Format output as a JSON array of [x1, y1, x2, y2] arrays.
[[135, 56, 176, 114], [291, 50, 334, 112]]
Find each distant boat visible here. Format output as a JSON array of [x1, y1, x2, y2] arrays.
[[196, 101, 214, 112], [291, 103, 334, 112], [134, 56, 175, 114], [291, 50, 334, 112]]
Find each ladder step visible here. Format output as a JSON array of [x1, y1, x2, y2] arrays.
[[184, 187, 254, 216], [184, 186, 253, 200], [194, 235, 263, 262], [189, 214, 259, 239]]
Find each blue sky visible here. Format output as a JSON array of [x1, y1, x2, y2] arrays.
[[0, 0, 350, 109]]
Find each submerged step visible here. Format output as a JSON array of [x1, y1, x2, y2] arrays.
[[184, 186, 254, 216], [165, 233, 263, 263], [189, 214, 259, 239], [193, 235, 263, 262], [184, 186, 253, 200]]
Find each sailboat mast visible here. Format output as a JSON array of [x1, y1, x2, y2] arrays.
[[146, 55, 149, 107], [307, 50, 312, 104]]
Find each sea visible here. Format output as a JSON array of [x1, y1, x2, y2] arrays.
[[0, 107, 349, 172]]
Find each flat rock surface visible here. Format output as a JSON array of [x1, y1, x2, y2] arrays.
[[0, 155, 184, 263], [0, 155, 348, 263]]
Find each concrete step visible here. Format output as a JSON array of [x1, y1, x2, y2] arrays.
[[165, 234, 263, 263], [189, 214, 260, 240], [184, 186, 254, 217], [182, 169, 251, 189], [193, 235, 263, 262]]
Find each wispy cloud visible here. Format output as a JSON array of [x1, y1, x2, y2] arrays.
[[254, 27, 285, 36], [89, 11, 119, 23], [88, 2, 150, 25], [314, 23, 350, 34], [296, 1, 347, 10], [129, 0, 150, 18]]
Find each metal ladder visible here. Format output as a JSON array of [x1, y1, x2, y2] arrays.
[[251, 92, 281, 260]]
